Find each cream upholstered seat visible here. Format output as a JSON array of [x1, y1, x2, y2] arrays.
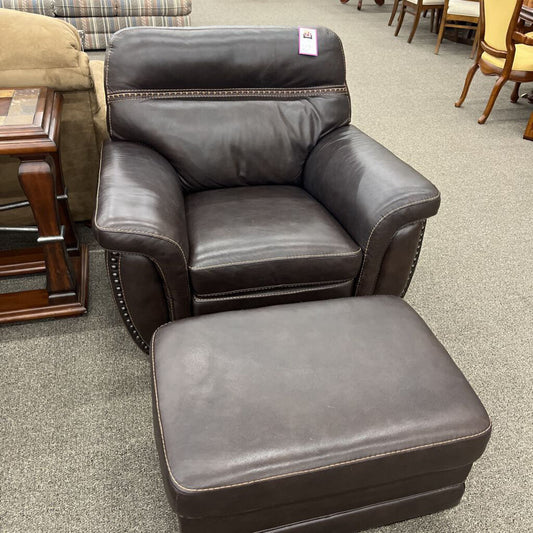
[[455, 0, 533, 124], [435, 0, 480, 55], [448, 0, 479, 17]]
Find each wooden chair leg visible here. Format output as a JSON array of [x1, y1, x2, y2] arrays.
[[388, 0, 400, 26], [395, 3, 407, 36], [470, 23, 480, 58], [524, 112, 533, 141], [435, 12, 447, 54], [478, 75, 508, 124], [455, 62, 479, 107], [430, 9, 435, 32], [357, 0, 363, 9], [407, 7, 422, 43], [510, 82, 521, 103]]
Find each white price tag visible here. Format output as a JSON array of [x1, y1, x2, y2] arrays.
[[299, 28, 318, 56]]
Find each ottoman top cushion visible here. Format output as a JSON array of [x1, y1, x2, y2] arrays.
[[152, 296, 491, 517]]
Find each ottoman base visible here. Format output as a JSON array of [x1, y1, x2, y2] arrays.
[[263, 484, 464, 533], [170, 465, 469, 533]]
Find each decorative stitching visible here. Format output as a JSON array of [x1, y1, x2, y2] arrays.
[[355, 193, 440, 295], [194, 280, 353, 302], [196, 278, 354, 298], [107, 86, 348, 102], [190, 250, 361, 271], [151, 331, 492, 494]]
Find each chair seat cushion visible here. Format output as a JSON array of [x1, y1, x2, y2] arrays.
[[447, 0, 479, 17], [186, 185, 362, 297], [481, 43, 533, 72]]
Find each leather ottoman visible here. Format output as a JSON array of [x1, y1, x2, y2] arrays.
[[151, 296, 491, 533]]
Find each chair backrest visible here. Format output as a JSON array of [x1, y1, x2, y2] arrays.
[[481, 0, 523, 53], [105, 26, 351, 193]]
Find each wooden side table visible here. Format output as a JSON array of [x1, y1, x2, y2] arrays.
[[0, 87, 88, 322]]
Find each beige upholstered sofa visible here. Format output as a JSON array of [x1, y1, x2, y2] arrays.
[[0, 0, 192, 50], [0, 8, 106, 226]]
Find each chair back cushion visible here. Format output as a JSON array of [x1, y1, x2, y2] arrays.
[[482, 0, 520, 52], [105, 26, 351, 192]]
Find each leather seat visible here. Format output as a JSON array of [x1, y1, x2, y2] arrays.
[[187, 186, 362, 309], [94, 26, 441, 351]]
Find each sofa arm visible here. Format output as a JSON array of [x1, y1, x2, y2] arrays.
[[0, 8, 92, 91], [88, 60, 108, 149], [94, 141, 191, 319], [303, 125, 440, 295]]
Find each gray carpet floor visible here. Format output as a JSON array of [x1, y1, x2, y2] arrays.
[[1, 0, 532, 532]]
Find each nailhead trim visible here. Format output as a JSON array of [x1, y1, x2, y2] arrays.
[[401, 220, 426, 298], [108, 251, 149, 352]]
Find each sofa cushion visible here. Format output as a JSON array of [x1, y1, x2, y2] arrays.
[[61, 14, 190, 49], [186, 185, 362, 297], [0, 8, 92, 91], [53, 0, 191, 17], [0, 0, 54, 16]]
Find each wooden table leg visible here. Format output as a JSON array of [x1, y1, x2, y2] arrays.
[[18, 158, 77, 303], [524, 111, 533, 141], [49, 151, 79, 252]]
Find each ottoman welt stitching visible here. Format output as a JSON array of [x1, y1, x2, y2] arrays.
[[190, 250, 361, 271], [151, 328, 491, 493]]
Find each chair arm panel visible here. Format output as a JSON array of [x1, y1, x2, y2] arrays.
[[303, 126, 440, 295], [94, 140, 191, 319]]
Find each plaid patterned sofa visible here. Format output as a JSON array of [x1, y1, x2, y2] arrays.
[[0, 0, 191, 50]]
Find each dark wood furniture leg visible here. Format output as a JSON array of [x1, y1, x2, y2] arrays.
[[0, 159, 88, 323], [49, 151, 78, 251], [18, 158, 77, 301], [524, 111, 533, 141]]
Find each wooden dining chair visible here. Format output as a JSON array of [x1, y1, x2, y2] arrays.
[[395, 0, 445, 43], [455, 0, 533, 124], [435, 0, 480, 56]]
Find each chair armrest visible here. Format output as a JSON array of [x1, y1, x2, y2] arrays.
[[93, 141, 190, 319], [512, 31, 533, 46], [303, 125, 440, 295]]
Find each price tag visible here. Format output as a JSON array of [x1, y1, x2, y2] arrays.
[[299, 28, 318, 56]]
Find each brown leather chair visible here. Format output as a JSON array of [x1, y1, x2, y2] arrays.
[[94, 26, 441, 351]]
